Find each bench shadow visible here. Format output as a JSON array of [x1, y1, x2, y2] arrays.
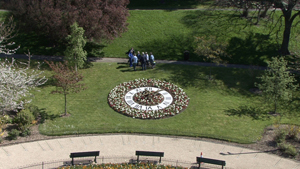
[[220, 149, 277, 156]]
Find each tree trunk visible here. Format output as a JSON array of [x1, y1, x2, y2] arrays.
[[241, 7, 249, 18], [260, 4, 269, 18], [274, 98, 277, 114], [64, 93, 67, 116], [280, 11, 292, 55]]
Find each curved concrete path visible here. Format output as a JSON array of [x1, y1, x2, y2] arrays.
[[1, 134, 299, 169]]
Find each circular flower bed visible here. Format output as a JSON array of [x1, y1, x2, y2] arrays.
[[133, 90, 164, 105], [108, 79, 189, 119]]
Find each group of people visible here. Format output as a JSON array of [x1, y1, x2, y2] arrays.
[[126, 48, 155, 71]]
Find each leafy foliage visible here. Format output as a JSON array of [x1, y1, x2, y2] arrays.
[[45, 61, 85, 115], [13, 109, 34, 133], [58, 163, 188, 169], [64, 22, 87, 71], [194, 35, 229, 64], [256, 57, 297, 113], [6, 0, 130, 43], [0, 58, 47, 113], [0, 16, 19, 55], [8, 129, 19, 140], [213, 0, 300, 55], [278, 142, 298, 157]]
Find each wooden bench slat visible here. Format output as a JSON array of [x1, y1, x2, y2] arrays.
[[70, 151, 100, 166], [136, 151, 164, 163], [196, 157, 226, 169], [136, 151, 164, 157], [70, 151, 100, 158]]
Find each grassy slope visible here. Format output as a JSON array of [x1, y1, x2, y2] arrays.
[[1, 9, 299, 65], [102, 9, 299, 66], [30, 62, 296, 144]]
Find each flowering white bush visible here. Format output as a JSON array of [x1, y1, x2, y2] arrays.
[[0, 58, 47, 113], [108, 79, 189, 119]]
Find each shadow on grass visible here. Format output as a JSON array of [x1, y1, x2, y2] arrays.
[[225, 105, 270, 120], [226, 32, 278, 66], [181, 10, 244, 39], [38, 108, 60, 124], [12, 31, 65, 56], [137, 33, 198, 61], [158, 64, 263, 96], [127, 0, 213, 9], [180, 10, 278, 66]]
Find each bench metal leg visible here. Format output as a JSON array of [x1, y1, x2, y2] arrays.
[[159, 156, 161, 163], [72, 157, 74, 166], [137, 155, 139, 163], [94, 156, 97, 163]]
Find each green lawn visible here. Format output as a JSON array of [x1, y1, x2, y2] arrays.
[[2, 9, 300, 66], [29, 62, 300, 144], [102, 9, 299, 66]]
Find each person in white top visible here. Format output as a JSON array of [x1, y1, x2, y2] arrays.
[[132, 54, 138, 71], [145, 52, 149, 67], [149, 52, 155, 68]]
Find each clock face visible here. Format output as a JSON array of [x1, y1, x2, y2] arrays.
[[124, 87, 173, 111], [108, 79, 189, 119]]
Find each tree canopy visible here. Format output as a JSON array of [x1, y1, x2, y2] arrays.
[[256, 57, 297, 114], [6, 0, 130, 43], [64, 22, 87, 71], [213, 0, 300, 55]]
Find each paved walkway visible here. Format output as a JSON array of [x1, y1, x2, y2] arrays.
[[0, 134, 299, 169], [0, 54, 266, 70]]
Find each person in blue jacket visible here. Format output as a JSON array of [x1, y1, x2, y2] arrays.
[[128, 51, 134, 67]]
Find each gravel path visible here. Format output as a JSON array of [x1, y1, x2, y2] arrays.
[[0, 53, 266, 70]]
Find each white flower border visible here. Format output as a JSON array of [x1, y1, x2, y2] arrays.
[[108, 79, 190, 119]]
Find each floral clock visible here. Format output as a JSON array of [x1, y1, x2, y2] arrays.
[[108, 79, 189, 119]]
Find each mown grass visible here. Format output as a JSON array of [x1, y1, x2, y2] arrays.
[[102, 9, 300, 66], [2, 9, 300, 66], [29, 62, 300, 144]]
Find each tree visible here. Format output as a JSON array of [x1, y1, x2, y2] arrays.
[[6, 0, 130, 43], [64, 22, 87, 72], [213, 0, 300, 55], [194, 35, 229, 79], [0, 17, 46, 114], [0, 58, 47, 114], [256, 57, 297, 114], [0, 16, 19, 55], [273, 0, 300, 55], [45, 61, 85, 116]]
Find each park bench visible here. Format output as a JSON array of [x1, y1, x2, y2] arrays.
[[69, 151, 100, 166], [196, 157, 226, 169], [136, 151, 164, 163]]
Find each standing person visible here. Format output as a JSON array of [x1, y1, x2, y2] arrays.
[[140, 52, 146, 70], [145, 52, 149, 68], [132, 54, 138, 71], [126, 47, 134, 64], [137, 51, 141, 66], [128, 51, 133, 67], [149, 52, 155, 68], [126, 47, 134, 55]]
